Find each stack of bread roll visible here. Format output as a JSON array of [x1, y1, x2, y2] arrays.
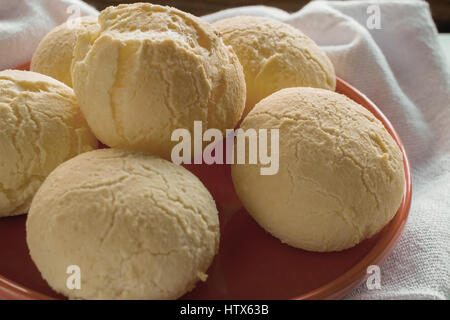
[[0, 3, 404, 299]]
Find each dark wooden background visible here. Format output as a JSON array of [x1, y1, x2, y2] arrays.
[[84, 0, 450, 32]]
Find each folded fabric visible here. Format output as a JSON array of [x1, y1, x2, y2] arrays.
[[0, 0, 97, 70]]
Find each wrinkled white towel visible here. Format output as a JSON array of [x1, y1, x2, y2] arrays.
[[0, 0, 97, 70], [0, 0, 449, 300]]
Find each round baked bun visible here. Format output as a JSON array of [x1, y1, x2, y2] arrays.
[[0, 70, 97, 217], [26, 148, 220, 299], [71, 3, 246, 159], [231, 87, 405, 252], [213, 16, 336, 117], [31, 16, 98, 87]]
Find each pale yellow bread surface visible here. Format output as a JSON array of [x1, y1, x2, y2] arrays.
[[213, 16, 336, 117], [0, 70, 97, 217], [231, 87, 405, 252], [31, 16, 98, 87], [26, 148, 220, 299], [72, 3, 246, 159]]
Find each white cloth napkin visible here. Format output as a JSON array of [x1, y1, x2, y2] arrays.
[[0, 0, 449, 300], [0, 0, 98, 70]]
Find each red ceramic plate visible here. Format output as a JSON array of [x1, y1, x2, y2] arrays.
[[0, 62, 412, 300]]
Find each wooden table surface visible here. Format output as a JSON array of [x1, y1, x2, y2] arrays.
[[84, 0, 450, 32], [85, 0, 309, 17]]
